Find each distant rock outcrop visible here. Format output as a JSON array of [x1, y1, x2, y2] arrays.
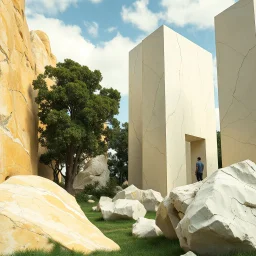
[[0, 0, 56, 182], [73, 155, 110, 191]]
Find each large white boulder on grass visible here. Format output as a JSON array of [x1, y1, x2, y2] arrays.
[[113, 185, 163, 211], [101, 199, 146, 221], [177, 160, 256, 256], [132, 217, 163, 238], [0, 176, 119, 255], [73, 155, 110, 191], [156, 182, 202, 240], [156, 196, 178, 239]]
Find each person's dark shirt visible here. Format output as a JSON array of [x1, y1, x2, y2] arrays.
[[196, 161, 204, 173]]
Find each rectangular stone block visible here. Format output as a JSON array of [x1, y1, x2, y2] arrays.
[[215, 0, 256, 167], [129, 25, 218, 196]]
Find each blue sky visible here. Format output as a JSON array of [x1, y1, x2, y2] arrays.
[[26, 0, 237, 129]]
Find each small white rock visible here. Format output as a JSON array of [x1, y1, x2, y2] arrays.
[[97, 196, 112, 211], [92, 206, 97, 211], [132, 217, 163, 238], [181, 252, 197, 256], [88, 200, 95, 204]]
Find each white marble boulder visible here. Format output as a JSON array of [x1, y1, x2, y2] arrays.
[[176, 160, 256, 256], [113, 185, 163, 212], [156, 182, 202, 239], [132, 217, 163, 238], [101, 199, 146, 221], [73, 155, 110, 191], [97, 196, 112, 212], [156, 196, 178, 239]]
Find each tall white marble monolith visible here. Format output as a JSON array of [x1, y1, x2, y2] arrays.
[[129, 25, 218, 196]]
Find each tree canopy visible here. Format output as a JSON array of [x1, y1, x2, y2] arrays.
[[33, 59, 121, 194]]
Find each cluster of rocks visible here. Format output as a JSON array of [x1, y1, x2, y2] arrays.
[[93, 185, 164, 239], [94, 185, 163, 221], [156, 160, 256, 256]]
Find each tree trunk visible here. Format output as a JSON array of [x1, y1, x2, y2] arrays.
[[65, 146, 75, 195], [53, 170, 59, 184]]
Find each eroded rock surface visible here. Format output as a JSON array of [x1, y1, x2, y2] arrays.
[[0, 175, 119, 255], [0, 0, 56, 182]]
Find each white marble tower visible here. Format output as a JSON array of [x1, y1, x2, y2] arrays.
[[129, 25, 218, 196], [215, 0, 256, 167]]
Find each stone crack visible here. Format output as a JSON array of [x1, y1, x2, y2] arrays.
[[0, 45, 9, 63], [0, 112, 12, 130], [221, 44, 256, 124], [143, 72, 164, 137]]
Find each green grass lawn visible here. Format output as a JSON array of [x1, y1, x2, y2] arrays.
[[79, 202, 183, 256], [9, 201, 256, 256]]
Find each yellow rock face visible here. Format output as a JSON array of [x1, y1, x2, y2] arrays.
[[0, 0, 56, 182], [0, 175, 120, 255]]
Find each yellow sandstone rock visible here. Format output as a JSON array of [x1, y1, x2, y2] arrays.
[[0, 0, 56, 182], [0, 175, 120, 255]]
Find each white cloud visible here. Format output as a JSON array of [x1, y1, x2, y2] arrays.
[[26, 0, 78, 15], [84, 21, 99, 37], [215, 108, 220, 131], [88, 0, 103, 3], [160, 0, 235, 29], [121, 0, 160, 33], [106, 27, 118, 33], [27, 14, 138, 95], [121, 0, 235, 32]]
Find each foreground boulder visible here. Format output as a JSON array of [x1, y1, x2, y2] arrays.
[[156, 196, 177, 239], [177, 160, 256, 255], [73, 155, 110, 191], [101, 199, 146, 220], [132, 218, 163, 238], [113, 185, 163, 211], [156, 182, 202, 239], [0, 176, 119, 255]]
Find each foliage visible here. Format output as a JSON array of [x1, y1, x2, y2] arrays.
[[108, 122, 128, 185], [217, 131, 222, 169], [76, 179, 118, 201], [33, 59, 121, 194], [75, 193, 90, 203]]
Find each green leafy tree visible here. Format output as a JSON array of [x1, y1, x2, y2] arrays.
[[33, 59, 121, 194], [217, 131, 222, 168], [108, 122, 128, 184]]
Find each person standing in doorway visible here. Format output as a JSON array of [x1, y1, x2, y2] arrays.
[[195, 157, 204, 181]]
